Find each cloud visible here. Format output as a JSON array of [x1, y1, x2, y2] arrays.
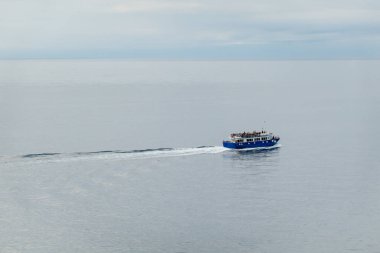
[[1, 0, 380, 58], [111, 2, 202, 13], [250, 9, 380, 25]]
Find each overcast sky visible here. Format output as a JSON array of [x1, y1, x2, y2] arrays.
[[1, 0, 380, 59]]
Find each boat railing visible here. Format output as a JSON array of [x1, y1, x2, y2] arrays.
[[230, 135, 279, 141], [230, 134, 271, 138]]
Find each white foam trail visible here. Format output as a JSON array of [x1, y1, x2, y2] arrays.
[[1, 144, 282, 165], [1, 146, 228, 165], [87, 146, 228, 161]]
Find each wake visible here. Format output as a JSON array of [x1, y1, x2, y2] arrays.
[[0, 146, 227, 164], [1, 144, 281, 164], [70, 146, 229, 161]]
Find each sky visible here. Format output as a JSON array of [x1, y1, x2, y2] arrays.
[[1, 0, 380, 59]]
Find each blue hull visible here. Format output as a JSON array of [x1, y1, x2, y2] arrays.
[[223, 139, 279, 149]]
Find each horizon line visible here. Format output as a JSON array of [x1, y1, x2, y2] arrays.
[[1, 57, 380, 61]]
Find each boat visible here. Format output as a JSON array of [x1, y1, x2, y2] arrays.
[[223, 130, 280, 149]]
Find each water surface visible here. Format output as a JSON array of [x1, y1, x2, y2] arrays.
[[0, 60, 379, 253]]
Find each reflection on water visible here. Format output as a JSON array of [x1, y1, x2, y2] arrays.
[[222, 146, 281, 161], [222, 147, 281, 178], [222, 147, 280, 181]]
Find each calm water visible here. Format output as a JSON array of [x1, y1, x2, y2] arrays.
[[0, 60, 380, 252]]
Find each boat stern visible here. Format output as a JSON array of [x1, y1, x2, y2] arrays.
[[223, 141, 238, 149]]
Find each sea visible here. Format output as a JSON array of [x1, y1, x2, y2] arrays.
[[0, 60, 379, 253]]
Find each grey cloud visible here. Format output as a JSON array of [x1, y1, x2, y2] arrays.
[[0, 0, 379, 58]]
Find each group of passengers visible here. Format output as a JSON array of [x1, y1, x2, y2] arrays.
[[231, 130, 266, 138]]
